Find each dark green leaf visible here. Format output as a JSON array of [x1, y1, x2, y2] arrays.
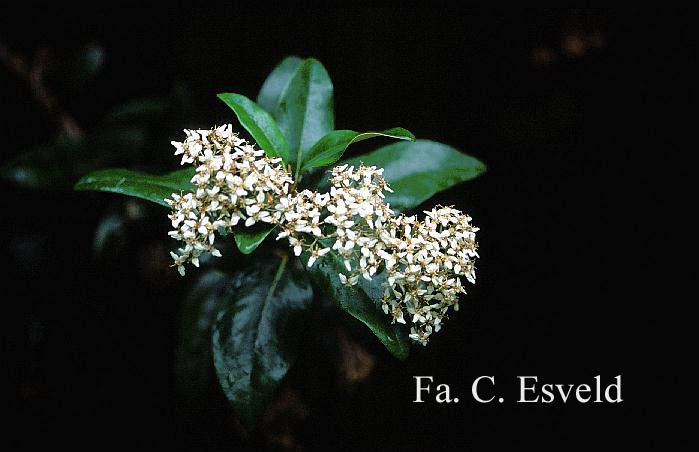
[[176, 269, 274, 408], [217, 93, 289, 163], [234, 224, 276, 255], [2, 129, 151, 190], [322, 139, 486, 211], [212, 257, 313, 419], [176, 270, 236, 406], [256, 56, 303, 116], [104, 99, 168, 124], [74, 167, 195, 206], [299, 127, 415, 174], [75, 166, 274, 254], [68, 43, 105, 88], [303, 249, 409, 360], [274, 58, 334, 176], [92, 213, 126, 258]]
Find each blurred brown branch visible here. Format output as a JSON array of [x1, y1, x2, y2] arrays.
[[0, 41, 84, 140]]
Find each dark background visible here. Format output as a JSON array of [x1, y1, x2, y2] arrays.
[[2, 7, 663, 450]]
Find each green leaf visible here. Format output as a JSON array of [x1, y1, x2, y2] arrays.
[[176, 268, 284, 408], [176, 270, 236, 405], [92, 213, 126, 258], [303, 248, 409, 360], [256, 56, 303, 116], [234, 224, 276, 255], [323, 139, 486, 211], [273, 58, 334, 176], [2, 129, 151, 190], [299, 127, 416, 174], [217, 93, 289, 163], [212, 256, 313, 419], [75, 166, 274, 254], [74, 167, 195, 206]]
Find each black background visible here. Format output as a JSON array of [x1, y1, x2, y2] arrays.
[[2, 6, 664, 450]]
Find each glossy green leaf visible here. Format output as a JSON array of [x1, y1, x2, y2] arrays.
[[176, 268, 282, 408], [256, 56, 303, 116], [299, 127, 416, 174], [217, 93, 289, 163], [212, 257, 313, 419], [234, 224, 276, 255], [75, 166, 274, 254], [323, 139, 486, 211], [303, 247, 409, 360], [273, 58, 334, 176], [74, 167, 195, 206], [176, 270, 237, 406]]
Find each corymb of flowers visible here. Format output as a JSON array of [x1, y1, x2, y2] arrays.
[[166, 124, 479, 345]]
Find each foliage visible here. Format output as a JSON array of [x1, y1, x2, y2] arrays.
[[72, 56, 486, 421]]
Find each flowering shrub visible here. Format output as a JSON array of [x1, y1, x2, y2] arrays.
[[75, 56, 485, 419], [166, 125, 479, 345]]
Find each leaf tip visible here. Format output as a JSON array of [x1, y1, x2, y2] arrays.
[[73, 175, 90, 191], [474, 157, 488, 174], [217, 92, 245, 105]]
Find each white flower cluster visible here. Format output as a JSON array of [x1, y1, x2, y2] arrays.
[[376, 207, 479, 345], [166, 124, 292, 275], [166, 125, 479, 345]]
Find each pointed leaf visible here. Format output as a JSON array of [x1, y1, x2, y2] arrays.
[[234, 224, 276, 254], [217, 93, 289, 163], [212, 257, 313, 419], [3, 129, 151, 190], [321, 139, 486, 211], [274, 58, 334, 174], [303, 248, 409, 360], [74, 167, 195, 206], [76, 167, 275, 254], [299, 127, 415, 174], [256, 56, 303, 115]]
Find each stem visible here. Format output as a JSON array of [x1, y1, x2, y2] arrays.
[[264, 253, 289, 306], [294, 162, 303, 185]]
